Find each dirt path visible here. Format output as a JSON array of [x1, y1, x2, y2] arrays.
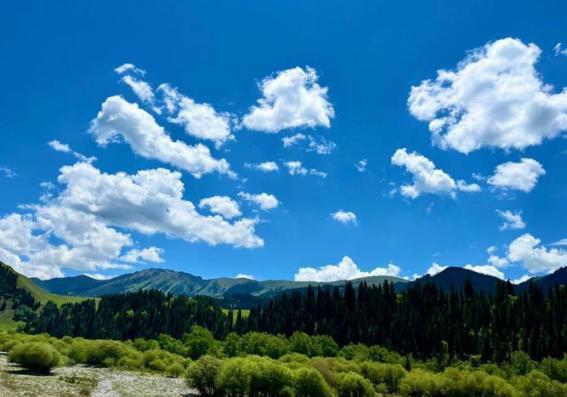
[[91, 375, 119, 397]]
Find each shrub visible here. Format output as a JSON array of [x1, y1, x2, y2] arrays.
[[8, 342, 62, 374], [359, 361, 407, 393], [313, 335, 339, 357], [216, 357, 257, 396], [183, 326, 218, 360], [512, 370, 567, 397], [295, 367, 334, 397], [290, 332, 320, 357], [540, 355, 567, 382], [250, 358, 295, 395], [186, 355, 221, 396], [240, 332, 289, 358], [336, 372, 374, 397]]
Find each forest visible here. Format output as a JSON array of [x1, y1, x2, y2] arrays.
[[22, 279, 567, 363]]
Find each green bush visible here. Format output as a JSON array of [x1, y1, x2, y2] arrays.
[[295, 367, 334, 397], [216, 357, 257, 396], [540, 355, 567, 382], [250, 357, 295, 395], [359, 361, 407, 393], [183, 326, 218, 360], [512, 370, 567, 397], [336, 372, 375, 397], [186, 355, 221, 396], [8, 342, 62, 374]]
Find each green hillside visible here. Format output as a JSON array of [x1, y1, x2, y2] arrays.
[[0, 261, 93, 331]]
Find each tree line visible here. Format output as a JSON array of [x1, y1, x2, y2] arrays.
[[22, 278, 567, 362]]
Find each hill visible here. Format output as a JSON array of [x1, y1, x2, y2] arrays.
[[407, 267, 503, 294], [36, 267, 409, 302], [0, 261, 92, 330]]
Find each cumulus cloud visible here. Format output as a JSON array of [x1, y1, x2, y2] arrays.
[[507, 233, 567, 274], [355, 159, 368, 173], [464, 264, 505, 279], [496, 210, 526, 230], [391, 148, 480, 199], [408, 38, 567, 153], [120, 247, 164, 264], [56, 162, 263, 248], [331, 210, 357, 225], [487, 158, 545, 192], [550, 239, 567, 247], [199, 196, 242, 219], [294, 256, 401, 282], [511, 274, 532, 284], [89, 96, 232, 178], [244, 161, 279, 172], [158, 84, 233, 147], [309, 169, 327, 178], [242, 66, 334, 132], [238, 192, 279, 211]]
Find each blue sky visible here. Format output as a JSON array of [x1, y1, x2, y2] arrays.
[[1, 1, 566, 282]]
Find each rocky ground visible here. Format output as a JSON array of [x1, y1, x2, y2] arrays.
[[0, 353, 196, 397]]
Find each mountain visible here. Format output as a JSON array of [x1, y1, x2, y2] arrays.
[[29, 265, 567, 305], [35, 267, 409, 301], [407, 267, 503, 294], [516, 267, 567, 294], [31, 274, 105, 296]]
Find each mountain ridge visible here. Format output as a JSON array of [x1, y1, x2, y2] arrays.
[[32, 266, 567, 303]]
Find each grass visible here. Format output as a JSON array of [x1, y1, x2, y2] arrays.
[[0, 310, 19, 331], [222, 308, 251, 324], [16, 276, 92, 306]]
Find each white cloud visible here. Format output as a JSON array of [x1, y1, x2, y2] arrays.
[[550, 239, 567, 247], [120, 247, 164, 264], [238, 192, 279, 211], [48, 140, 71, 153], [487, 158, 545, 192], [553, 43, 567, 56], [199, 196, 242, 219], [355, 159, 368, 173], [331, 210, 357, 225], [285, 161, 308, 175], [308, 136, 336, 155], [284, 161, 326, 178], [511, 274, 532, 284], [84, 273, 113, 280], [507, 233, 567, 274], [235, 273, 255, 280], [309, 169, 328, 178], [245, 161, 279, 172], [55, 162, 263, 248], [408, 38, 567, 153], [464, 264, 505, 279], [114, 63, 145, 75], [121, 75, 156, 106], [0, 161, 264, 279], [282, 133, 307, 147], [158, 84, 233, 147], [391, 148, 480, 199], [89, 96, 232, 178], [496, 210, 526, 230], [0, 166, 16, 178], [242, 66, 334, 132], [294, 256, 401, 282], [48, 140, 94, 163], [426, 263, 448, 276]]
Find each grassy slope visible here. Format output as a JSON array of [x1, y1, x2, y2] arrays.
[[15, 275, 89, 305]]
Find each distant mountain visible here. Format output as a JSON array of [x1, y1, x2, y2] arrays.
[[408, 267, 503, 294], [31, 265, 567, 306], [516, 267, 567, 294], [35, 267, 409, 302], [32, 274, 105, 296]]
